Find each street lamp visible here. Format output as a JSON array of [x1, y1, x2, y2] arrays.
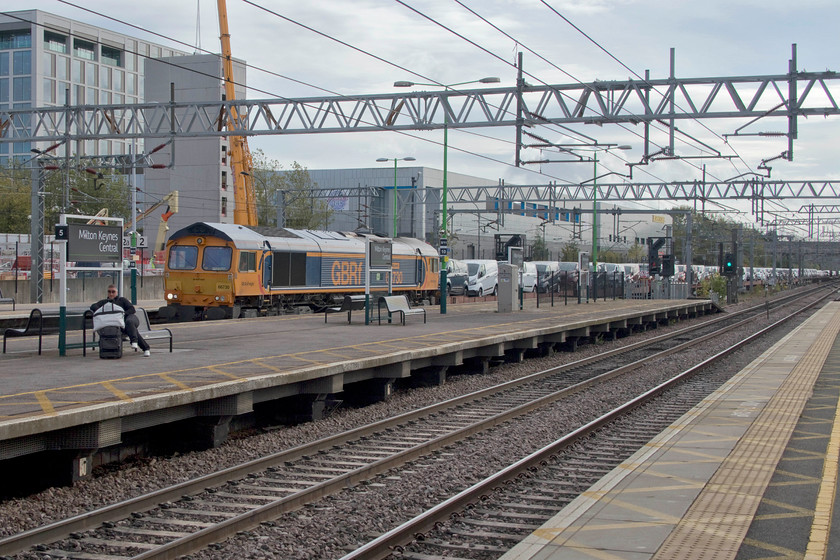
[[589, 145, 631, 271], [394, 76, 500, 314], [376, 156, 416, 238]]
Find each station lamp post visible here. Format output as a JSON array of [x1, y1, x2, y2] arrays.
[[394, 77, 500, 314], [376, 156, 416, 238], [589, 145, 631, 271]]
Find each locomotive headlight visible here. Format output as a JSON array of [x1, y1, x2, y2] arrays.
[[166, 293, 173, 300], [215, 296, 220, 301]]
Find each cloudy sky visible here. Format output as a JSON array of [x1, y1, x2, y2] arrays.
[[19, 0, 840, 220]]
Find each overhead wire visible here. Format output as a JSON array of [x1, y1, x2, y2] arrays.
[[538, 0, 755, 179], [44, 2, 572, 185], [13, 3, 766, 220], [404, 0, 744, 190]]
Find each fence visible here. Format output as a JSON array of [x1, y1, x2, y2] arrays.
[[0, 276, 164, 305]]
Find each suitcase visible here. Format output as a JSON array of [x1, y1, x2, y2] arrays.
[[98, 325, 123, 359]]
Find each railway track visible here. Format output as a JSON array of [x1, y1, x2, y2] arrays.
[[0, 285, 834, 559], [341, 290, 836, 560]]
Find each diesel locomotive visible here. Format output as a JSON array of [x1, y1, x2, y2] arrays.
[[159, 222, 440, 320]]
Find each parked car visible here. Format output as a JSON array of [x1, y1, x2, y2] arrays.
[[464, 259, 499, 297], [520, 261, 537, 293], [532, 261, 558, 293], [445, 259, 469, 296]]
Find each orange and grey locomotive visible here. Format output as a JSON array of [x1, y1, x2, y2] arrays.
[[160, 222, 440, 320]]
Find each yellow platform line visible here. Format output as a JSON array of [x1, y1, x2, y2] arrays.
[[653, 305, 840, 559], [804, 379, 840, 560]]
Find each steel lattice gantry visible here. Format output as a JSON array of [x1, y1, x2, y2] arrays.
[[2, 71, 838, 143], [348, 180, 840, 205]]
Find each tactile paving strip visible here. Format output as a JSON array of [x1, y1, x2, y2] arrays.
[[654, 305, 840, 559]]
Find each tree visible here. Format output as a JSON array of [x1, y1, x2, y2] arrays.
[[561, 241, 579, 262], [0, 160, 129, 234], [627, 242, 645, 263], [280, 161, 332, 230], [249, 149, 285, 227], [43, 166, 130, 228], [599, 250, 621, 263], [0, 162, 32, 233], [530, 235, 549, 260], [250, 153, 332, 229]]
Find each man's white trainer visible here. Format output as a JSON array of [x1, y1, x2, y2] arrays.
[[143, 350, 150, 357]]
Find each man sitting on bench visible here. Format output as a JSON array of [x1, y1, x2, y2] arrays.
[[90, 284, 150, 356]]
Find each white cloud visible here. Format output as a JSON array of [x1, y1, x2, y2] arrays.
[[17, 0, 840, 214]]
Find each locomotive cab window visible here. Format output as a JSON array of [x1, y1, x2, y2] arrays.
[[238, 251, 257, 272], [168, 245, 198, 270], [202, 246, 232, 271]]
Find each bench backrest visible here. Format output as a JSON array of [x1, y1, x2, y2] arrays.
[[26, 308, 42, 329], [383, 295, 410, 312], [136, 307, 152, 331]]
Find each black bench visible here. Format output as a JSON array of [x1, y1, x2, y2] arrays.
[[0, 288, 14, 310], [3, 308, 95, 355], [325, 295, 367, 323], [377, 295, 426, 325]]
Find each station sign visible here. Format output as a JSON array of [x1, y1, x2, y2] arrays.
[[66, 224, 122, 263], [123, 235, 148, 249], [369, 241, 392, 269], [439, 247, 449, 256]]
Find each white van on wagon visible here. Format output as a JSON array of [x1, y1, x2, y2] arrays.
[[464, 259, 499, 297]]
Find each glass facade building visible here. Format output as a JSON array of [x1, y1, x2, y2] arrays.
[[0, 10, 187, 164]]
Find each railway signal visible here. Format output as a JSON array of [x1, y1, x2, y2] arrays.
[[723, 253, 736, 276]]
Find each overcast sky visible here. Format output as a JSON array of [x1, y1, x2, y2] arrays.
[[19, 0, 840, 221]]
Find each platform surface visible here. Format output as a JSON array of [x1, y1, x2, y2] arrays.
[[0, 297, 709, 437], [501, 300, 840, 560]]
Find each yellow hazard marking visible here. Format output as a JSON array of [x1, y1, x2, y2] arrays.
[[206, 366, 242, 380], [804, 384, 840, 560], [101, 382, 131, 402], [158, 374, 191, 391], [35, 391, 55, 415]]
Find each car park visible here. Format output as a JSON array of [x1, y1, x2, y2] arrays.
[[464, 259, 499, 297], [520, 261, 537, 292], [445, 259, 469, 296]]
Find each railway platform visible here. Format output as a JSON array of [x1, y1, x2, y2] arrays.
[[0, 296, 716, 485], [501, 300, 840, 560]]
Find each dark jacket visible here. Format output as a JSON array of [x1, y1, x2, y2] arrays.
[[91, 296, 136, 316]]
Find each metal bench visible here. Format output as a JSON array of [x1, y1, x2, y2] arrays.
[[377, 295, 426, 325], [3, 308, 95, 355], [135, 307, 173, 352], [324, 295, 367, 323], [89, 307, 174, 354], [0, 288, 14, 310]]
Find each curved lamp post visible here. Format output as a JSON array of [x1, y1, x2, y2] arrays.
[[394, 77, 500, 314], [589, 145, 631, 271], [375, 156, 416, 238]]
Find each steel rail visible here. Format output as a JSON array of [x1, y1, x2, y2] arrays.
[[129, 288, 832, 559], [0, 286, 829, 557], [338, 291, 832, 559]]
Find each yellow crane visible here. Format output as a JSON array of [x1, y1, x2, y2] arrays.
[[124, 191, 179, 252], [217, 0, 258, 226]]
